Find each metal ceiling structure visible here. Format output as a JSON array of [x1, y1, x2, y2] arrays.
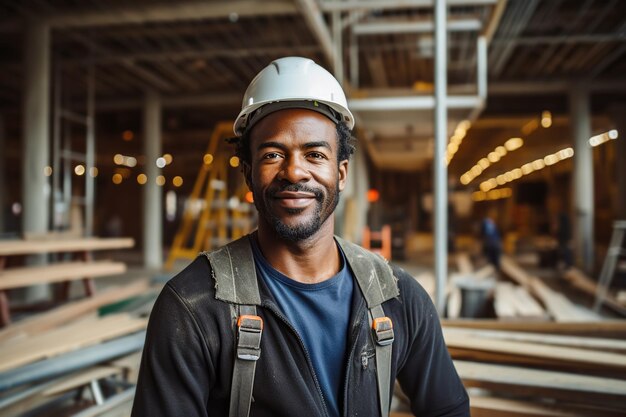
[[1, 0, 625, 174]]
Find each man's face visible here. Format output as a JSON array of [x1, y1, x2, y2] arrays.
[[244, 108, 348, 242]]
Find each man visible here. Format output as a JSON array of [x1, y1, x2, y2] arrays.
[[132, 57, 469, 417]]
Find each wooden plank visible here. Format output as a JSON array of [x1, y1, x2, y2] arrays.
[[457, 361, 626, 410], [442, 319, 626, 337], [456, 252, 473, 274], [443, 329, 626, 370], [0, 280, 149, 342], [470, 395, 625, 417], [564, 267, 626, 316], [500, 255, 531, 287], [528, 277, 599, 322], [0, 314, 147, 372], [494, 283, 518, 319], [0, 261, 126, 290], [445, 327, 626, 352], [0, 237, 134, 256], [512, 286, 547, 318], [474, 264, 496, 280], [43, 366, 121, 396]]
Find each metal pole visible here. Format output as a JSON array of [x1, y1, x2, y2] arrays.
[[569, 87, 594, 272], [434, 0, 448, 315], [143, 90, 163, 269], [85, 65, 95, 236], [349, 25, 359, 88], [332, 10, 343, 85]]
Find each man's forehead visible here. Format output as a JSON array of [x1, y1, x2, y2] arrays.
[[249, 108, 337, 141]]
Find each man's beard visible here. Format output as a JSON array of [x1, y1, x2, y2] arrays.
[[253, 181, 340, 242]]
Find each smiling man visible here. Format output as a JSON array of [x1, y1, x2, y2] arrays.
[[132, 57, 469, 417]]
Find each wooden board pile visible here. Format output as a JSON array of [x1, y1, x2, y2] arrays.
[[441, 320, 626, 416], [0, 281, 155, 417], [436, 254, 626, 416]]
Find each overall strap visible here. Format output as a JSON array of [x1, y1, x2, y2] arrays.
[[336, 236, 398, 417], [229, 304, 263, 417], [369, 304, 394, 417], [202, 234, 262, 417]]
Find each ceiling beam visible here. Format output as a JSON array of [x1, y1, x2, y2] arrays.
[[59, 45, 321, 66], [320, 0, 497, 12], [45, 1, 297, 28], [349, 95, 483, 111], [294, 0, 335, 66], [353, 18, 482, 35]]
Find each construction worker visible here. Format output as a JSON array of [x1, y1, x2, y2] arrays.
[[131, 57, 469, 417]]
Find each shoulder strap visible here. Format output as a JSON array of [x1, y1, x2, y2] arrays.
[[369, 304, 394, 417], [229, 304, 262, 417], [204, 234, 261, 306], [336, 236, 397, 417], [335, 236, 399, 307], [202, 234, 262, 417]]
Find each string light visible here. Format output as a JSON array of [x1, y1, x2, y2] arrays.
[[460, 138, 524, 185], [172, 176, 183, 187], [445, 120, 471, 165], [472, 187, 512, 201], [589, 130, 618, 147], [479, 147, 574, 192]]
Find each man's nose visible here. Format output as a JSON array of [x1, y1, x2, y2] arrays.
[[278, 156, 311, 183]]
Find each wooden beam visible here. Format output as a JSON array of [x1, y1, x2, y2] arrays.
[[0, 261, 126, 290], [445, 327, 626, 352], [564, 267, 626, 316], [294, 0, 335, 66], [444, 330, 626, 371], [0, 314, 147, 372], [0, 280, 149, 343], [0, 237, 134, 256], [442, 319, 626, 337]]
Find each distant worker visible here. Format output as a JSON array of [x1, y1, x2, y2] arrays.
[[131, 57, 469, 417], [481, 216, 502, 269]]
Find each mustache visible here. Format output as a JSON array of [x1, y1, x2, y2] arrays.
[[268, 183, 324, 201]]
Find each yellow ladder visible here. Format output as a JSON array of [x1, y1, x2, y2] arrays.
[[165, 122, 253, 270]]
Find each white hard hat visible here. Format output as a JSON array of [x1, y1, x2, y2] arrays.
[[234, 56, 354, 136]]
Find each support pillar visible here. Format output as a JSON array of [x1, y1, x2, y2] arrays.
[[569, 87, 594, 272], [22, 20, 51, 301], [22, 20, 50, 237], [434, 0, 448, 314], [332, 11, 343, 85], [143, 91, 163, 269]]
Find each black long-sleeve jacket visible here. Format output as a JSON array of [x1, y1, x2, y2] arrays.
[[131, 254, 469, 416]]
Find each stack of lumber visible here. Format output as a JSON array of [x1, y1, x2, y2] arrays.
[[500, 255, 600, 322], [0, 281, 154, 416], [441, 320, 626, 416]]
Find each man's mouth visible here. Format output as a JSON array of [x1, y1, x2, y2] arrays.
[[273, 191, 317, 209]]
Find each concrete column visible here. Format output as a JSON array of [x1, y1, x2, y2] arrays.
[[22, 20, 51, 301], [569, 87, 594, 272], [0, 115, 5, 233], [143, 91, 163, 269], [608, 105, 626, 219], [433, 0, 448, 314], [22, 20, 50, 236]]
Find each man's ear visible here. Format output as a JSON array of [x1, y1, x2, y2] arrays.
[[242, 162, 252, 189], [338, 159, 349, 192]]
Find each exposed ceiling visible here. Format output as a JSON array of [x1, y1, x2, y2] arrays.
[[0, 0, 625, 183]]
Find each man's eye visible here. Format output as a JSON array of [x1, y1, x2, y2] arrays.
[[308, 152, 326, 159], [263, 152, 281, 159]]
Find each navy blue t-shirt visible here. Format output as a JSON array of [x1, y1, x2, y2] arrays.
[[250, 238, 354, 417]]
